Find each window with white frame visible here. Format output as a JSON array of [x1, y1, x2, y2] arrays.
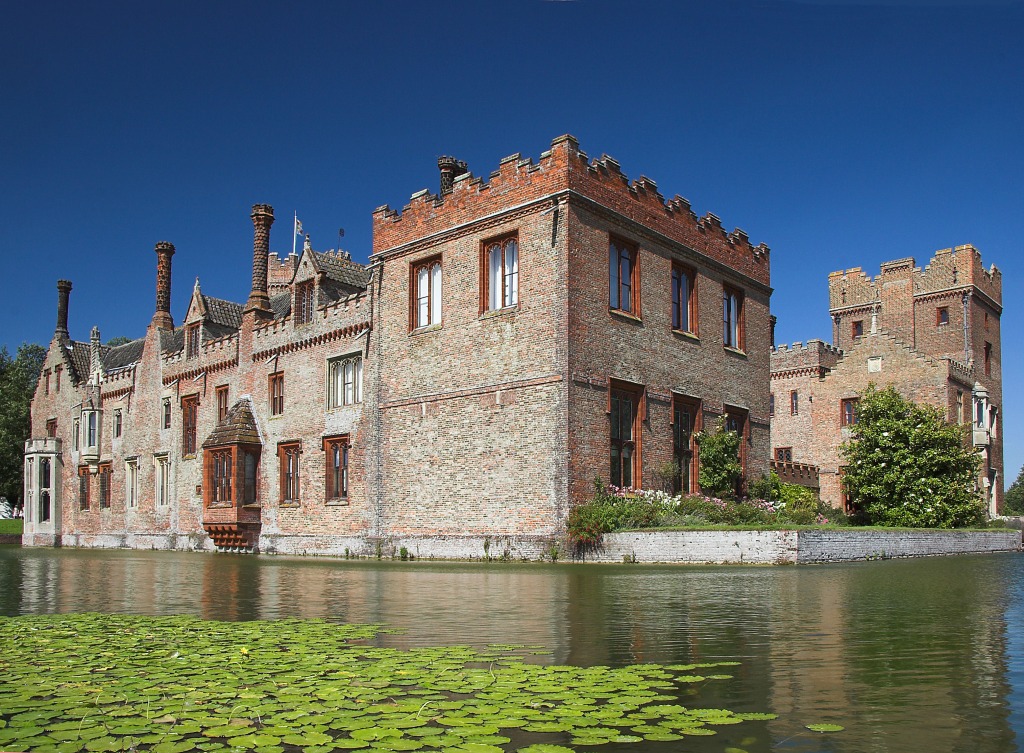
[[484, 236, 518, 311], [126, 458, 139, 508], [412, 257, 442, 329], [155, 454, 170, 506], [328, 355, 363, 408]]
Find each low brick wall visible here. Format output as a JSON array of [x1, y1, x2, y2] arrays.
[[0, 534, 21, 546], [587, 529, 1022, 564]]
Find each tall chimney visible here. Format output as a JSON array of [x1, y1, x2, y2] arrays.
[[245, 204, 275, 316], [55, 280, 72, 338], [437, 156, 467, 195], [152, 241, 175, 329]]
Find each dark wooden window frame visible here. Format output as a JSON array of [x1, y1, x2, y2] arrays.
[[78, 465, 90, 510], [841, 397, 859, 426], [186, 323, 201, 359], [852, 319, 864, 339], [671, 262, 697, 335], [671, 394, 701, 495], [269, 372, 285, 416], [609, 237, 639, 316], [724, 405, 749, 492], [296, 279, 316, 326], [216, 385, 229, 423], [323, 434, 351, 503], [98, 462, 112, 509], [608, 378, 645, 489], [203, 443, 260, 509], [723, 285, 744, 350], [936, 306, 949, 326], [181, 394, 199, 456], [278, 441, 302, 505]]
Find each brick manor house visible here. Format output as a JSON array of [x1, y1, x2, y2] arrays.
[[23, 135, 772, 556], [770, 247, 1003, 515]]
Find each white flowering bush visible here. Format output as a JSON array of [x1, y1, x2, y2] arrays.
[[567, 477, 837, 548], [841, 385, 984, 528]]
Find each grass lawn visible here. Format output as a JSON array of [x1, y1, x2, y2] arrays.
[[0, 519, 23, 535]]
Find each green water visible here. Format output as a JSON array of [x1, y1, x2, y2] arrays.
[[1, 546, 1022, 752]]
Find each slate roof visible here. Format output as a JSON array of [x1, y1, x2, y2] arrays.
[[270, 292, 291, 319], [65, 341, 91, 384], [202, 295, 243, 330], [202, 399, 262, 448], [314, 252, 369, 290], [103, 339, 146, 371], [160, 327, 184, 355]]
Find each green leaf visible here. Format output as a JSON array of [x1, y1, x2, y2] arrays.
[[805, 723, 845, 732]]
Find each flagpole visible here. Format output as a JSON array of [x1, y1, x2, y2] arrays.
[[292, 212, 298, 257]]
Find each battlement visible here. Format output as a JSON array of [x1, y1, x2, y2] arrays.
[[267, 252, 299, 291], [829, 246, 1002, 310], [944, 355, 975, 383], [770, 339, 842, 374], [372, 135, 770, 286]]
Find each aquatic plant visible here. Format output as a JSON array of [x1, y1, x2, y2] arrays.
[[0, 613, 781, 753]]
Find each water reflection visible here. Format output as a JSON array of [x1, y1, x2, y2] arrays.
[[0, 546, 1021, 752]]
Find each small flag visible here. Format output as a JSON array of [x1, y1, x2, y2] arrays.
[[295, 218, 304, 236]]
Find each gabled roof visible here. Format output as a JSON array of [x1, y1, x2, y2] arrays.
[[65, 341, 91, 384], [270, 292, 291, 319], [160, 327, 184, 355], [313, 251, 370, 290], [103, 338, 146, 371], [202, 295, 243, 330], [202, 399, 262, 448]]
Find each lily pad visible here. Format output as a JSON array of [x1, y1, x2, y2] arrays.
[[805, 723, 845, 732]]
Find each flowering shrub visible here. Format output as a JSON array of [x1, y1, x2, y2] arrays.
[[566, 477, 841, 549], [841, 385, 984, 528]]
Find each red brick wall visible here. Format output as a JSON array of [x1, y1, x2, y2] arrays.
[[566, 202, 771, 501]]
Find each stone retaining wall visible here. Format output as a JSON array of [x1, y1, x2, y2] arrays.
[[15, 529, 1022, 564], [586, 529, 1022, 564]]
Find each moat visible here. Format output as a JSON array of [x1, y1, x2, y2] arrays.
[[1, 546, 1022, 752]]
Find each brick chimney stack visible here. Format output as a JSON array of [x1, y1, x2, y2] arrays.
[[55, 279, 72, 338], [152, 242, 175, 330], [245, 204, 275, 316], [438, 156, 468, 195]]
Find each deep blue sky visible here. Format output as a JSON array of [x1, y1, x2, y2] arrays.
[[3, 0, 1022, 484]]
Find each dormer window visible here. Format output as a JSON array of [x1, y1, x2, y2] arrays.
[[186, 323, 201, 359], [296, 280, 315, 325]]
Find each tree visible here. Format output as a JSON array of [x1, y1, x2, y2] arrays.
[[841, 385, 984, 528], [105, 336, 132, 347], [694, 418, 742, 499], [1003, 466, 1024, 516], [0, 344, 46, 506]]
